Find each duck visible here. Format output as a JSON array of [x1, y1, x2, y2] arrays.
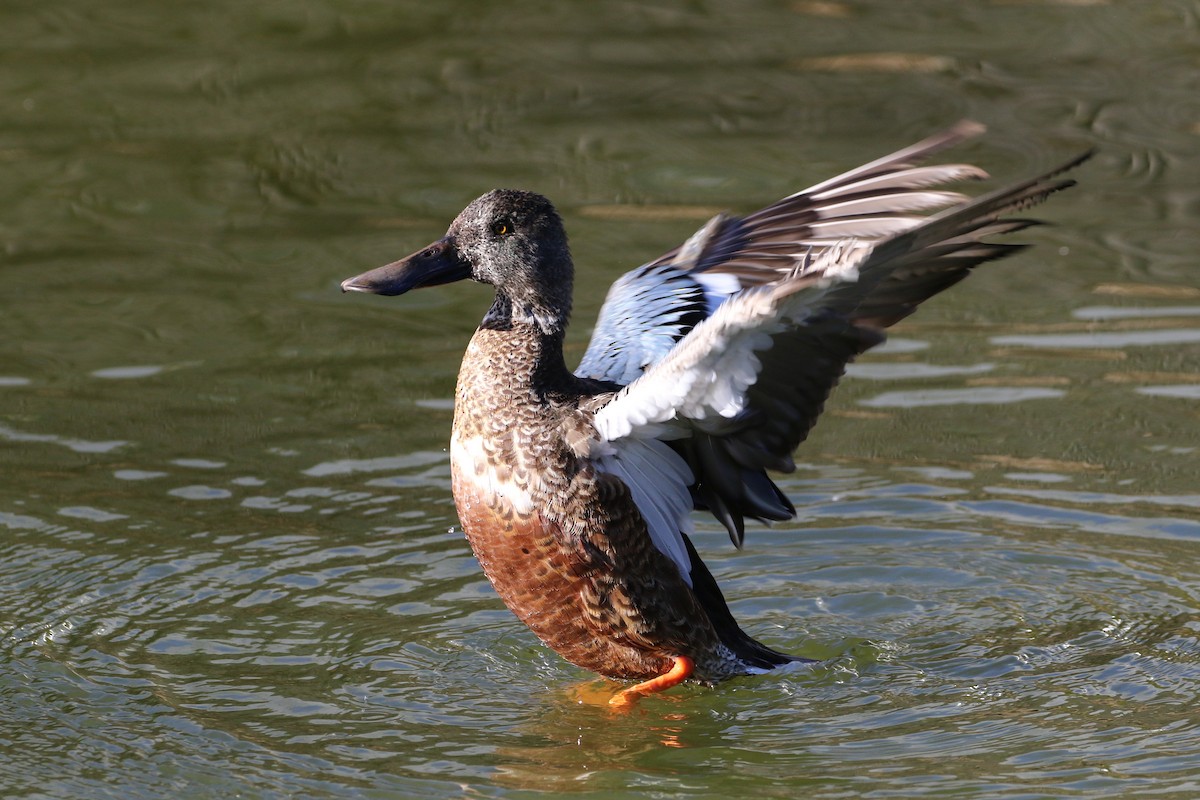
[[341, 121, 1090, 708]]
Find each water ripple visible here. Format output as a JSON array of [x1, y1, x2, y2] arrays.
[[992, 329, 1200, 349], [860, 387, 1065, 407]]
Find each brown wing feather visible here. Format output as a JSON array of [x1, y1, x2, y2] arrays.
[[644, 120, 993, 287]]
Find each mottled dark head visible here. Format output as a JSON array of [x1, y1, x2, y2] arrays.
[[341, 189, 574, 334]]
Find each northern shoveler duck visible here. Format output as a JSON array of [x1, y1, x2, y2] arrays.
[[342, 122, 1090, 708]]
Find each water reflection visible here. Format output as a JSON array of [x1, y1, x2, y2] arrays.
[[1074, 305, 1200, 320], [91, 365, 166, 379], [0, 423, 128, 454], [1137, 385, 1200, 400], [992, 329, 1200, 348], [860, 387, 1065, 407], [846, 362, 994, 380]]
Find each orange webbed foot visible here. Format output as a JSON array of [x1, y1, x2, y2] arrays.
[[608, 656, 694, 712]]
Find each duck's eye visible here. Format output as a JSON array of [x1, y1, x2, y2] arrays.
[[491, 220, 512, 237]]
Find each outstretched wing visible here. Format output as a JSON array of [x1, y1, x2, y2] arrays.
[[591, 147, 1091, 549], [576, 120, 991, 385]]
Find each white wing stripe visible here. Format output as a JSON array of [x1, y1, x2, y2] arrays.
[[594, 289, 784, 442]]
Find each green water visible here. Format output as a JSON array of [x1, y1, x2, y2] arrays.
[[3, 1, 1199, 797]]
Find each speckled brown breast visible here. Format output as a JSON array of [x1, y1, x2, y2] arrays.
[[448, 324, 730, 681], [451, 462, 671, 680]]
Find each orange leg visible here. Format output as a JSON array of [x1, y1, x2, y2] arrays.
[[608, 655, 694, 711]]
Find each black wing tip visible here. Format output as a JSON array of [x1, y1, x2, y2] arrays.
[[1056, 147, 1098, 175]]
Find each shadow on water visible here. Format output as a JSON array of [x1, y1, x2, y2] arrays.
[[2, 0, 1200, 797]]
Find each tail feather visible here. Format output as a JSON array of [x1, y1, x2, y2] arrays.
[[683, 533, 807, 671]]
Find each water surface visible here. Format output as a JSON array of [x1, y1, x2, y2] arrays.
[[3, 1, 1199, 798]]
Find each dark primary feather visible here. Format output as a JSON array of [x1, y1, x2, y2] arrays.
[[580, 122, 1092, 547], [683, 148, 1090, 546]]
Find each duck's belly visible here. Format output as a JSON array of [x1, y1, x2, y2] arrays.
[[449, 458, 670, 681]]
